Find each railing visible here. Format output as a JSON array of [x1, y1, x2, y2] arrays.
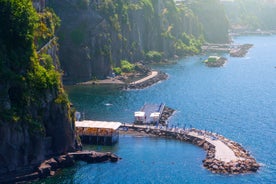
[[37, 37, 56, 54]]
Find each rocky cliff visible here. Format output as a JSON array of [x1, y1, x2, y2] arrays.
[[0, 0, 75, 176], [50, 0, 224, 82], [189, 0, 229, 43]]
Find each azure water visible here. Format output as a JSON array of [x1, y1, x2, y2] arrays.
[[40, 36, 276, 183]]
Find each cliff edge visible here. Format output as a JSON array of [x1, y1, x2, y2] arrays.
[[0, 0, 75, 177]]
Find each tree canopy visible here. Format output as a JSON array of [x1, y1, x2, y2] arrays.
[[0, 0, 38, 77], [0, 0, 64, 125]]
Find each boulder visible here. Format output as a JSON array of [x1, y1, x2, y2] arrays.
[[198, 140, 206, 147], [110, 154, 121, 162], [212, 165, 219, 170], [203, 143, 210, 150], [37, 163, 51, 178], [45, 158, 58, 171], [55, 154, 75, 168]]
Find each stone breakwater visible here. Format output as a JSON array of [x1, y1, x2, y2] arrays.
[[159, 106, 175, 126], [121, 125, 260, 174], [6, 151, 120, 183], [127, 71, 168, 90], [230, 44, 253, 57], [202, 43, 253, 58]]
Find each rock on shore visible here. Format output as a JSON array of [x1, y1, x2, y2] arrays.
[[5, 151, 120, 183]]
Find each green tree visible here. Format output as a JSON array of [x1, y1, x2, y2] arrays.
[[189, 0, 229, 43], [0, 0, 38, 75], [0, 0, 64, 123], [0, 0, 39, 118]]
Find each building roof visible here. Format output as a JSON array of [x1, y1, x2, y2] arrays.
[[75, 120, 121, 130], [150, 112, 161, 118], [134, 111, 145, 117]]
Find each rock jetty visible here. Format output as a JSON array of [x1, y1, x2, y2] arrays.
[[121, 124, 260, 174], [6, 151, 120, 183], [230, 44, 253, 57], [127, 71, 168, 90], [202, 43, 253, 58], [159, 106, 175, 126]]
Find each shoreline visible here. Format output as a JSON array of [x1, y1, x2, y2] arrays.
[[77, 70, 168, 90], [1, 151, 121, 183]]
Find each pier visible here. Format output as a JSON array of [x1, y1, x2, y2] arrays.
[[74, 117, 259, 174], [134, 103, 165, 124], [120, 124, 260, 174], [202, 43, 253, 57]]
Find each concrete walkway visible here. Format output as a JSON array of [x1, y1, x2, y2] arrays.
[[130, 71, 158, 85], [188, 131, 238, 162], [123, 124, 239, 163], [78, 71, 158, 85]]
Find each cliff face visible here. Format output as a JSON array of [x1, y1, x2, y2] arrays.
[[222, 0, 276, 30], [189, 0, 229, 43], [0, 89, 75, 175], [0, 0, 75, 175], [50, 0, 207, 82]]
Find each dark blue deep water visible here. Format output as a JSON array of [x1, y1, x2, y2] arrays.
[[41, 36, 276, 183]]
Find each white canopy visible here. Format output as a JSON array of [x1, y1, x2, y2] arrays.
[[75, 120, 121, 130], [134, 111, 145, 117], [150, 112, 160, 118]]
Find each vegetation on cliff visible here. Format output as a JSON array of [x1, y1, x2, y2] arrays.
[[222, 0, 276, 30], [188, 0, 229, 43], [0, 0, 75, 175], [113, 60, 135, 75], [52, 0, 227, 81]]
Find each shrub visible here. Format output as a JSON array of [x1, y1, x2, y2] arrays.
[[120, 60, 134, 73], [113, 67, 122, 75], [145, 51, 163, 62]]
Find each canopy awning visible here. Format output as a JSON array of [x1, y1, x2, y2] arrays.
[[134, 111, 145, 117], [150, 112, 160, 118], [75, 121, 121, 130]]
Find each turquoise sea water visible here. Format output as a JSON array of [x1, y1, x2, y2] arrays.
[[41, 36, 276, 183]]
